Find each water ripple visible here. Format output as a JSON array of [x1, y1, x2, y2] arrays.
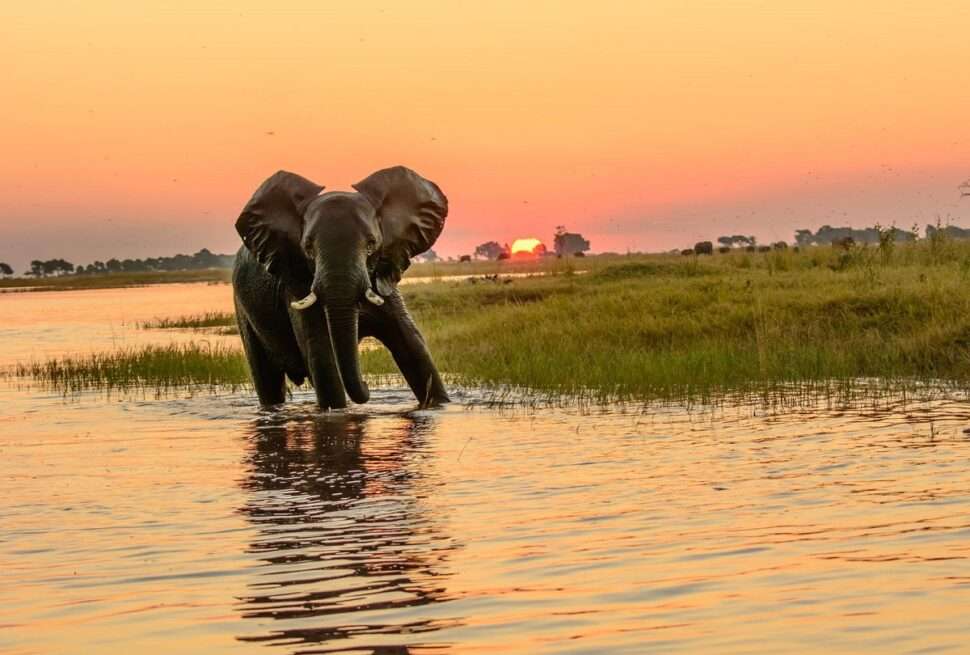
[[3, 387, 970, 653]]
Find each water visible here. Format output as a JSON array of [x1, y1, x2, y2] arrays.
[[3, 285, 970, 654], [0, 282, 237, 367]]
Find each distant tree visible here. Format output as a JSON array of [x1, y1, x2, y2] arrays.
[[42, 249, 237, 277], [927, 224, 970, 240], [415, 249, 440, 263], [885, 226, 916, 242], [0, 262, 12, 277], [474, 241, 506, 260], [717, 235, 754, 249], [794, 225, 914, 247], [794, 229, 815, 247], [553, 226, 590, 256]]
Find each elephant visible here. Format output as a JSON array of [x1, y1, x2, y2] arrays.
[[231, 166, 449, 410]]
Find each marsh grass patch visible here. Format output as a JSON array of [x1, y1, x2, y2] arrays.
[[14, 242, 970, 404]]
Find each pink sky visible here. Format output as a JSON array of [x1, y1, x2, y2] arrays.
[[2, 3, 970, 272]]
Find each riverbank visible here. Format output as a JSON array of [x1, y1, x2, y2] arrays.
[[0, 254, 596, 292], [14, 238, 970, 401], [0, 268, 233, 292]]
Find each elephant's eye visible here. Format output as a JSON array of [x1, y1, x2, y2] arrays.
[[365, 240, 377, 256]]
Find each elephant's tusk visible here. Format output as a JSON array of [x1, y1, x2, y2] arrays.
[[364, 288, 384, 306], [290, 291, 318, 310]]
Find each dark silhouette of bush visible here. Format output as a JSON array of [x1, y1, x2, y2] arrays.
[[554, 226, 591, 256], [474, 241, 506, 260]]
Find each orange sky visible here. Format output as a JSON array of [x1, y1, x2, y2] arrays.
[[2, 2, 970, 270]]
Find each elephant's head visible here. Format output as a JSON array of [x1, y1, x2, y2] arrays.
[[235, 166, 447, 404]]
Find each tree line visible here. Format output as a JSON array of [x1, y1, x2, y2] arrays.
[[1, 249, 235, 278], [457, 227, 591, 262]]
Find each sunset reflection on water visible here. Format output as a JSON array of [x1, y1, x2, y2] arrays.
[[3, 285, 970, 654], [236, 411, 461, 650]]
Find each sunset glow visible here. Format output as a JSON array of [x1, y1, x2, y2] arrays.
[[2, 3, 970, 272], [510, 238, 544, 255]]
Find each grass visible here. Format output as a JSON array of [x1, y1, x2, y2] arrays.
[[13, 343, 250, 393], [0, 269, 232, 292], [357, 243, 970, 401], [17, 237, 970, 402], [141, 311, 238, 334]]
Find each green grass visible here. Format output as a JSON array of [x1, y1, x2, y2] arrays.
[[14, 343, 250, 393], [141, 312, 238, 334], [18, 238, 970, 402], [0, 269, 232, 292]]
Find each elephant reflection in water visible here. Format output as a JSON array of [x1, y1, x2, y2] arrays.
[[235, 412, 460, 652]]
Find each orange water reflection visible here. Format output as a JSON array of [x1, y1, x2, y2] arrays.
[[3, 283, 970, 653], [4, 385, 970, 653], [236, 412, 461, 650], [0, 282, 237, 367]]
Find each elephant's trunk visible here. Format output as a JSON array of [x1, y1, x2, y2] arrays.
[[325, 302, 369, 404]]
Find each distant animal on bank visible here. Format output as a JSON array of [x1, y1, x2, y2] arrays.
[[773, 241, 788, 250], [681, 248, 694, 256], [693, 241, 714, 255], [834, 236, 855, 249], [232, 166, 449, 409], [758, 245, 771, 252], [459, 255, 472, 262]]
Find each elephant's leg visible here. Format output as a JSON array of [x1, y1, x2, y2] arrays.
[[290, 309, 347, 410], [374, 292, 449, 406], [239, 319, 287, 406]]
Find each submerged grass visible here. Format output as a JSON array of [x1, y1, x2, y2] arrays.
[[17, 238, 970, 402], [141, 312, 238, 334], [14, 343, 250, 393]]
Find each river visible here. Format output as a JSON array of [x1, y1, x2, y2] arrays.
[[2, 283, 969, 654]]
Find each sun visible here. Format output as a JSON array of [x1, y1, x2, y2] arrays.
[[510, 238, 544, 255]]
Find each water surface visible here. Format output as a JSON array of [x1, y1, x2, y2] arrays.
[[2, 285, 970, 654]]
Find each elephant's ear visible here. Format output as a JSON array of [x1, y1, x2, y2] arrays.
[[235, 170, 323, 285], [353, 166, 447, 294]]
